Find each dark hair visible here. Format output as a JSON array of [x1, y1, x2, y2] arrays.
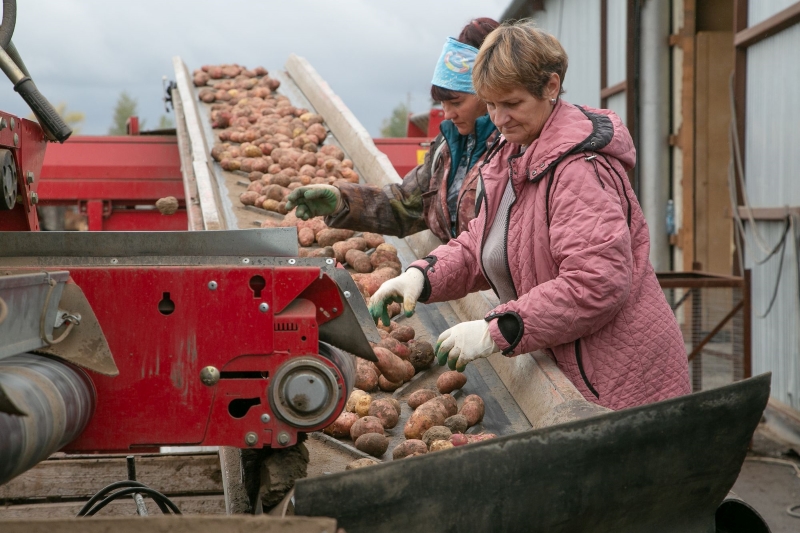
[[431, 17, 500, 102]]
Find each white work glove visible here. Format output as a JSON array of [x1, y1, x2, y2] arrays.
[[436, 320, 500, 372], [368, 268, 424, 326]]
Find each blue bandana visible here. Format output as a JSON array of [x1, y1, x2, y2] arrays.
[[431, 37, 478, 94]]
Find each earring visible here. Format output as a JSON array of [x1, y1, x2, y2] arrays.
[[550, 98, 557, 105]]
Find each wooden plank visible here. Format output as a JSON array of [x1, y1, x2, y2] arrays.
[[736, 206, 800, 220], [600, 80, 626, 100], [694, 31, 710, 279], [0, 516, 338, 533], [172, 87, 204, 231], [680, 0, 696, 273], [172, 56, 225, 231], [734, 1, 800, 48], [0, 495, 226, 519], [0, 454, 222, 500], [733, 0, 748, 274], [285, 54, 402, 189]]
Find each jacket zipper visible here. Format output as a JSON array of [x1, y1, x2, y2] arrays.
[[501, 161, 520, 300], [575, 339, 599, 398], [476, 170, 501, 298]]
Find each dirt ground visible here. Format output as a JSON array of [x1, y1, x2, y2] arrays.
[[734, 410, 800, 532]]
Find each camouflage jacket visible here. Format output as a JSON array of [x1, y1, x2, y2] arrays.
[[326, 115, 498, 243]]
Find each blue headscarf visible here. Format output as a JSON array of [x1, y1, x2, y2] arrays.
[[431, 37, 479, 94]]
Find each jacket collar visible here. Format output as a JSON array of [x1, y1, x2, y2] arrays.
[[440, 114, 497, 186]]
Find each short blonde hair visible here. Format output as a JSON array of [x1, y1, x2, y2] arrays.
[[473, 20, 568, 100]]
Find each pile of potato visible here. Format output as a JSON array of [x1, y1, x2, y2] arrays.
[[194, 63, 361, 217], [324, 324, 494, 464]]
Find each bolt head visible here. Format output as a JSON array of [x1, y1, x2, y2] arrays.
[[10, 118, 15, 129], [13, 133, 18, 146], [259, 302, 270, 313], [288, 259, 296, 265], [332, 307, 338, 313], [208, 281, 218, 290], [325, 258, 334, 265], [26, 172, 34, 184], [260, 413, 271, 424], [277, 431, 290, 445], [29, 192, 38, 205], [242, 258, 250, 264], [244, 432, 258, 446], [200, 366, 220, 386], [343, 291, 351, 299]]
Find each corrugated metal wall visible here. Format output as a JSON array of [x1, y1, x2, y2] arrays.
[[532, 0, 601, 108], [745, 20, 800, 409], [605, 0, 627, 121]]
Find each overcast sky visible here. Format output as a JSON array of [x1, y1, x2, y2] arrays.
[[0, 1, 509, 136]]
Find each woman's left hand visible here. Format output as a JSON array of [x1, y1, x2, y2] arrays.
[[436, 320, 500, 372]]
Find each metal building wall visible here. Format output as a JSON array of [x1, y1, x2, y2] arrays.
[[605, 0, 628, 122], [744, 20, 800, 409], [532, 0, 601, 108]]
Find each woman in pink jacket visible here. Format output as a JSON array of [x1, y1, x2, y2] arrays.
[[369, 21, 690, 411]]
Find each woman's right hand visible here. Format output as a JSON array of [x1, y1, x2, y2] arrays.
[[284, 184, 343, 220], [368, 268, 425, 326]]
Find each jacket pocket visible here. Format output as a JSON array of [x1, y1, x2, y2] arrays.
[[575, 339, 599, 398]]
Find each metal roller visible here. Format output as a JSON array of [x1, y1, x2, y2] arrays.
[[0, 353, 95, 486]]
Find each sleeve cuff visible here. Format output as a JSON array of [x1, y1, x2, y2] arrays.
[[486, 311, 524, 355], [407, 256, 437, 303]]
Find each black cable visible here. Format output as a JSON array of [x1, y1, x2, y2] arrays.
[[0, 0, 16, 50], [76, 480, 181, 517], [757, 216, 791, 319], [83, 487, 181, 516]]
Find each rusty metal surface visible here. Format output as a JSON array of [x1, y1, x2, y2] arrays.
[[295, 374, 771, 533]]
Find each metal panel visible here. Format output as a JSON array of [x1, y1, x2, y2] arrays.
[[606, 0, 627, 86], [746, 221, 800, 410], [749, 0, 800, 26], [534, 0, 601, 108], [0, 229, 298, 258], [744, 22, 800, 410], [745, 25, 800, 207], [606, 91, 627, 124]]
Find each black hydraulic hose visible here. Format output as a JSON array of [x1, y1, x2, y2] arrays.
[[0, 0, 16, 49], [83, 487, 181, 516]]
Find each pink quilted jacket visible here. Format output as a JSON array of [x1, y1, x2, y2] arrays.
[[409, 101, 690, 410]]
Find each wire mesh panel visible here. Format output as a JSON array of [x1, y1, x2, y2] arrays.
[[659, 272, 749, 392]]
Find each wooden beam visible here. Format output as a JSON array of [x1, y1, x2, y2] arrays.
[[600, 80, 626, 100], [0, 516, 339, 533], [0, 453, 222, 501], [601, 0, 608, 106], [733, 0, 748, 276], [734, 1, 800, 48], [0, 495, 226, 519], [736, 206, 800, 220], [681, 0, 697, 273]]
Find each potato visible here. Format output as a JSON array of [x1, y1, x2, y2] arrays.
[[422, 426, 452, 449], [155, 196, 179, 215], [262, 184, 285, 202], [368, 399, 399, 429], [404, 411, 436, 440], [355, 394, 372, 417], [460, 395, 485, 427], [345, 249, 373, 273], [388, 398, 401, 417], [362, 232, 385, 249], [332, 239, 361, 265], [319, 143, 343, 160], [323, 412, 358, 438], [390, 325, 415, 343], [352, 266, 399, 296], [355, 363, 378, 392], [388, 302, 402, 319], [392, 439, 428, 460], [378, 374, 403, 392], [430, 440, 454, 452], [355, 433, 389, 458], [350, 416, 384, 441], [298, 227, 316, 247], [407, 340, 435, 371], [401, 359, 416, 382], [261, 199, 281, 212], [450, 433, 496, 447], [416, 399, 448, 426], [240, 191, 259, 206], [377, 337, 410, 360], [345, 458, 379, 470], [307, 123, 328, 143], [444, 414, 469, 434], [370, 245, 400, 269], [298, 246, 335, 258], [408, 389, 439, 410], [433, 394, 458, 417], [437, 371, 468, 394], [373, 347, 406, 383], [316, 228, 355, 248], [345, 390, 370, 413]]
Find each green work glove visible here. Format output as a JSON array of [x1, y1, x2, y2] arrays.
[[368, 269, 425, 326], [284, 184, 343, 220]]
